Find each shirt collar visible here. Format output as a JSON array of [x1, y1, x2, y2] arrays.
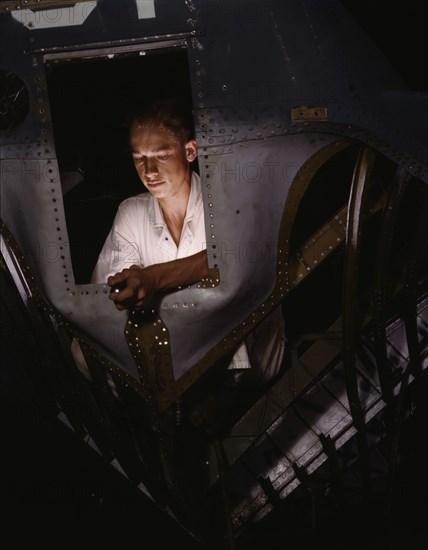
[[148, 171, 202, 228]]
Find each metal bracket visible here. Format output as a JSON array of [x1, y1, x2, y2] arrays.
[[291, 106, 328, 122]]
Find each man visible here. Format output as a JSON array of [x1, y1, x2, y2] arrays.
[[92, 99, 285, 402], [91, 100, 209, 307]]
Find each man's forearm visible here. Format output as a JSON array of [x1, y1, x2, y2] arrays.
[[107, 250, 210, 310], [144, 250, 209, 291]]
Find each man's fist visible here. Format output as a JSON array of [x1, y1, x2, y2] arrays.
[[107, 265, 156, 311]]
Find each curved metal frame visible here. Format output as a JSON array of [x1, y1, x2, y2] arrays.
[[124, 138, 356, 412]]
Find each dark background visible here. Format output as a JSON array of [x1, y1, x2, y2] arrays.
[[343, 0, 428, 93]]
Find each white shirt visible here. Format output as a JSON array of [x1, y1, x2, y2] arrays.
[[92, 172, 285, 379], [91, 172, 206, 283]]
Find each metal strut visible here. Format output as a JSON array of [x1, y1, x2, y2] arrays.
[[373, 166, 412, 403], [342, 146, 375, 489]]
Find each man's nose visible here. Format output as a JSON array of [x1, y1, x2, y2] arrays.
[[145, 158, 158, 176]]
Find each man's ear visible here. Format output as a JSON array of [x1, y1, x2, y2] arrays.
[[185, 139, 197, 162]]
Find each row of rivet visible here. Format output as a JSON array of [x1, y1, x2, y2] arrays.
[[196, 114, 427, 185], [1, 219, 156, 413], [126, 315, 154, 402], [269, 9, 297, 85], [1, 0, 34, 13], [46, 164, 71, 289]]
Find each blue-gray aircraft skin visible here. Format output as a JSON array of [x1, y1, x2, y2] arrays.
[[1, 1, 427, 546]]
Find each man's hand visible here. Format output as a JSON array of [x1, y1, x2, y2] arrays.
[[106, 251, 209, 311], [108, 265, 156, 311]]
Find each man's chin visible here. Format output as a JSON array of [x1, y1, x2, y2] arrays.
[[145, 182, 166, 196]]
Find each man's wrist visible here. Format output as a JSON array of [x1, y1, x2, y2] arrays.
[[142, 263, 163, 292]]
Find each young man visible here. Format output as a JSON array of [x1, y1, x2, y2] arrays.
[[91, 100, 209, 308], [92, 100, 285, 395]]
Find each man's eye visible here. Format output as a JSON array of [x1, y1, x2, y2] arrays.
[[158, 155, 168, 161]]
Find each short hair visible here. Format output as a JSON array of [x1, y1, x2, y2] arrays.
[[128, 98, 195, 144]]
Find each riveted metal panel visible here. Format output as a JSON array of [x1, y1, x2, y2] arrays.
[[1, 0, 427, 391]]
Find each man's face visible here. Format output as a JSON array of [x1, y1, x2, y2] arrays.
[[130, 123, 197, 200]]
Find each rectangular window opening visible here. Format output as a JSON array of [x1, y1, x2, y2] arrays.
[[45, 45, 198, 284]]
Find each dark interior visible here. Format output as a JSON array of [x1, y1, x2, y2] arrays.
[[46, 48, 195, 283]]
